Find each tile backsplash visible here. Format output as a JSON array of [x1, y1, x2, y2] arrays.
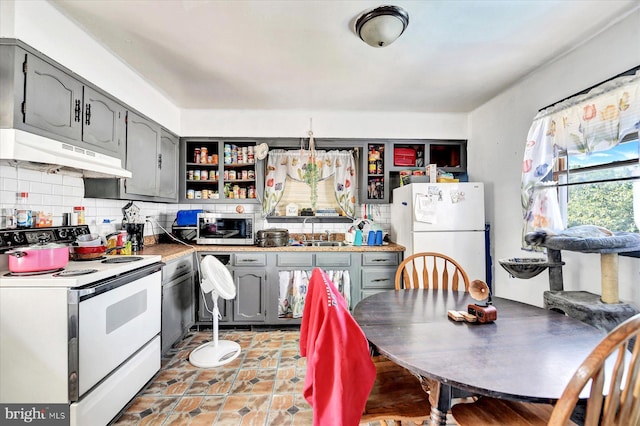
[[0, 164, 391, 239]]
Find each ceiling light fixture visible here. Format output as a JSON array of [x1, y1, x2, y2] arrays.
[[354, 5, 409, 48]]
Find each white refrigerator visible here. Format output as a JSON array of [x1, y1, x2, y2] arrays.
[[390, 182, 487, 282]]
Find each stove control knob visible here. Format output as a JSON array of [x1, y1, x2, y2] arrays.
[[12, 233, 26, 245], [57, 228, 68, 239]]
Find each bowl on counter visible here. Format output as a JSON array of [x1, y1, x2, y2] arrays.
[[77, 233, 102, 247]]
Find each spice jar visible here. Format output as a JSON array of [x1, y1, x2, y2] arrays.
[[74, 206, 86, 225]]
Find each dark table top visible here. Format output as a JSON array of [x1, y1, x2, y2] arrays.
[[353, 290, 607, 403]]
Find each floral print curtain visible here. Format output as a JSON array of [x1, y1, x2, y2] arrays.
[[521, 70, 640, 249], [262, 149, 357, 218]]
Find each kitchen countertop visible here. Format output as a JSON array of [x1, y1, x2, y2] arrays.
[[139, 242, 405, 263]]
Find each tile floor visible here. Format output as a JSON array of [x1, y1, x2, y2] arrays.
[[111, 328, 452, 426], [111, 328, 312, 426]]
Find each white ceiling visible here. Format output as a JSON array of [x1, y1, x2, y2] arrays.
[[50, 0, 639, 113]]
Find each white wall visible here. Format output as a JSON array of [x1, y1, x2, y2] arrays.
[[469, 9, 640, 308], [181, 109, 468, 139]]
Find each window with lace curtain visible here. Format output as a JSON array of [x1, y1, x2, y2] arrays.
[[521, 68, 640, 249]]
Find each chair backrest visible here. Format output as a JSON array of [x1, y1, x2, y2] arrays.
[[395, 252, 470, 291], [549, 313, 640, 426]]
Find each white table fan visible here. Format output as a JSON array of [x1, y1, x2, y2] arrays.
[[189, 255, 241, 368]]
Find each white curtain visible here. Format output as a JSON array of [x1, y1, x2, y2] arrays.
[[521, 70, 640, 249], [278, 269, 351, 318], [262, 149, 357, 218]]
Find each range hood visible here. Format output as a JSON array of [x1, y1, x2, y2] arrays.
[[0, 129, 132, 178]]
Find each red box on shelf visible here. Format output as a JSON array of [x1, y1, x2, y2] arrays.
[[394, 148, 416, 166]]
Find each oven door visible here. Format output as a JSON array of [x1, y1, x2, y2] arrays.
[[74, 266, 161, 397]]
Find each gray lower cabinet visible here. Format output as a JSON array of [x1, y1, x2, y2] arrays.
[[360, 252, 400, 300], [232, 269, 267, 322], [196, 250, 402, 326], [162, 254, 195, 354], [195, 250, 401, 326], [0, 43, 125, 161]]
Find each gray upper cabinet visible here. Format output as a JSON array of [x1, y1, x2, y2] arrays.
[[124, 112, 178, 202], [22, 52, 83, 141], [1, 43, 126, 162], [125, 111, 161, 197], [158, 130, 179, 200], [84, 115, 178, 202], [82, 86, 126, 158]]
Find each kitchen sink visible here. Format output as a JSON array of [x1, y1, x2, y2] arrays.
[[303, 241, 348, 247]]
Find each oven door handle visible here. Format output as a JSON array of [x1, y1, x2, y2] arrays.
[[71, 262, 164, 301]]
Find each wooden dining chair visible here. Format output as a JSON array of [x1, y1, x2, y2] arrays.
[[300, 268, 431, 425], [395, 251, 470, 291], [361, 355, 431, 425], [451, 313, 640, 426]]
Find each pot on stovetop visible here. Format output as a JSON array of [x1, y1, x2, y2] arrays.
[[7, 242, 70, 273]]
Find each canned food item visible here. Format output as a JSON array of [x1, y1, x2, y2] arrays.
[[187, 189, 195, 199], [212, 154, 218, 165], [195, 190, 202, 199], [194, 170, 201, 180], [239, 188, 247, 199], [224, 144, 231, 153], [229, 170, 237, 180], [233, 185, 240, 199], [224, 170, 229, 180], [202, 189, 209, 199], [201, 170, 208, 181], [248, 169, 255, 179], [194, 148, 201, 163], [188, 170, 194, 180], [215, 171, 220, 180], [242, 170, 248, 180], [200, 147, 208, 163], [248, 186, 256, 199]]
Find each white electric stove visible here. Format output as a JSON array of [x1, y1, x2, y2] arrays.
[[0, 225, 164, 426]]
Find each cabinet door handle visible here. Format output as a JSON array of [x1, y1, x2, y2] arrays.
[[372, 278, 390, 282], [75, 100, 81, 122], [84, 103, 91, 125], [371, 258, 391, 263], [158, 153, 162, 169]]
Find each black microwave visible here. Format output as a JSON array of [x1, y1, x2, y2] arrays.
[[196, 213, 255, 245]]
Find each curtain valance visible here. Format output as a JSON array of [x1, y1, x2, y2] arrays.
[[521, 70, 640, 249]]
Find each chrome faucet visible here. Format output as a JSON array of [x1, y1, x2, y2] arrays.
[[325, 230, 331, 242], [303, 216, 315, 242]]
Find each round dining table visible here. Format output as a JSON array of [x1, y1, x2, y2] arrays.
[[353, 289, 607, 425]]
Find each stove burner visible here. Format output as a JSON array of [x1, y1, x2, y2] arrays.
[[4, 268, 64, 277], [72, 256, 107, 262], [102, 256, 143, 264], [53, 269, 98, 277]]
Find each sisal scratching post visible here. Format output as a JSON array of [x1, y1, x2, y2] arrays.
[[600, 253, 619, 304]]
